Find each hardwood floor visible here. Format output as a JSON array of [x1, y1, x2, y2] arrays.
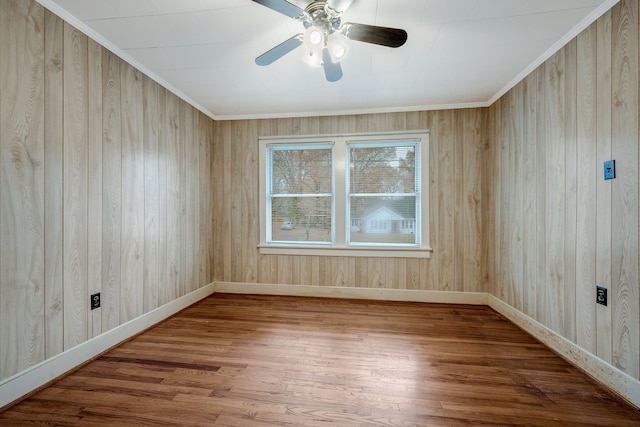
[[1, 293, 639, 426]]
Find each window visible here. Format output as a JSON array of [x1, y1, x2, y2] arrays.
[[347, 141, 419, 247], [259, 131, 431, 258], [267, 144, 333, 245]]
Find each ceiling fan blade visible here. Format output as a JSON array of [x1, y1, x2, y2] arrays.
[[326, 0, 355, 13], [252, 0, 305, 19], [255, 34, 304, 66], [322, 48, 343, 82], [341, 22, 408, 48]]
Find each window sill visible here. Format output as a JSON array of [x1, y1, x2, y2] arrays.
[[257, 244, 432, 259]]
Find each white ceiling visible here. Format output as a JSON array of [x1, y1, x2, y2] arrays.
[[39, 0, 618, 120]]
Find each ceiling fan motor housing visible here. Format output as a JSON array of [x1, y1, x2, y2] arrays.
[[303, 1, 341, 33]]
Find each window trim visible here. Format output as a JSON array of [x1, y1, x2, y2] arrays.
[[258, 131, 431, 258]]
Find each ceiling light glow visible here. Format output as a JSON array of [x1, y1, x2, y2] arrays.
[[304, 26, 325, 49], [303, 49, 323, 67], [327, 32, 349, 63]]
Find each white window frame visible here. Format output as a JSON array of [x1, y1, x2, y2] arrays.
[[258, 131, 431, 258]]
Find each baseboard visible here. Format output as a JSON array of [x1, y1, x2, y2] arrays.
[[488, 295, 640, 409], [0, 283, 215, 410], [213, 281, 489, 305]]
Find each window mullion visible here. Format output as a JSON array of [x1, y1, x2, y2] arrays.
[[334, 138, 346, 246]]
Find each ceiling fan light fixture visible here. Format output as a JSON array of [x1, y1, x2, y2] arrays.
[[304, 26, 325, 50], [252, 0, 407, 81], [302, 49, 323, 67], [327, 32, 349, 62]]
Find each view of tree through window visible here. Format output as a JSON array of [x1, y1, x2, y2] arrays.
[[269, 146, 332, 243], [348, 143, 419, 245]]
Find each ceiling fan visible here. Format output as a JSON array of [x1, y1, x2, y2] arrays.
[[252, 0, 408, 82]]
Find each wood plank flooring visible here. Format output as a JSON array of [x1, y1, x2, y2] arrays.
[[1, 293, 639, 426]]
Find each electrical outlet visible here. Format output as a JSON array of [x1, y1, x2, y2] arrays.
[[604, 160, 615, 180], [91, 292, 101, 310], [596, 286, 607, 306]]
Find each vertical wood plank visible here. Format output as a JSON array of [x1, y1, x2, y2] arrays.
[[480, 107, 494, 295], [331, 257, 347, 286], [544, 49, 566, 334], [278, 255, 293, 285], [353, 258, 366, 287], [231, 121, 243, 282], [213, 121, 223, 282], [513, 83, 525, 312], [564, 39, 578, 343], [0, 0, 45, 378], [453, 111, 463, 292], [367, 258, 384, 288], [610, 0, 639, 378], [87, 39, 103, 339], [522, 72, 538, 318], [492, 101, 503, 299], [182, 105, 196, 293], [406, 258, 421, 289], [199, 112, 212, 287], [208, 118, 216, 283], [177, 103, 187, 297], [462, 109, 483, 293], [499, 93, 512, 304], [438, 110, 455, 291], [394, 258, 406, 289], [63, 22, 88, 349], [120, 62, 144, 322], [43, 8, 64, 359], [509, 85, 525, 310], [576, 24, 598, 353], [291, 256, 301, 287], [157, 87, 168, 306], [596, 9, 613, 364], [535, 65, 547, 324], [101, 49, 121, 333], [165, 93, 181, 301], [221, 121, 233, 282], [143, 77, 159, 311]]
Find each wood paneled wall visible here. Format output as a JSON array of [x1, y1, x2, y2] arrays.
[[488, 0, 640, 382], [6, 0, 637, 400], [0, 0, 215, 381], [212, 110, 489, 293]]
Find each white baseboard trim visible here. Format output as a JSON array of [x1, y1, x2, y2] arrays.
[[488, 295, 640, 409], [213, 281, 489, 305], [0, 283, 215, 410]]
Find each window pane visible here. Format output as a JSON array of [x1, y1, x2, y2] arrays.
[[271, 196, 332, 243], [349, 196, 417, 245], [350, 145, 415, 194], [272, 148, 332, 194]]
